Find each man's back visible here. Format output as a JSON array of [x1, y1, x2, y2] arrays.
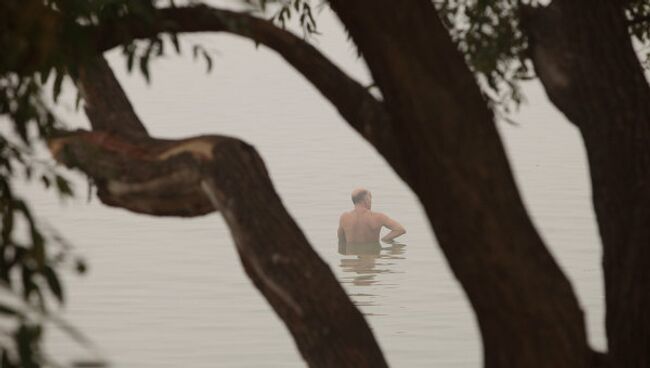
[[339, 209, 384, 244], [338, 188, 406, 245]]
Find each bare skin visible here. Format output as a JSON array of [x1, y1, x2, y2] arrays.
[[338, 188, 406, 245]]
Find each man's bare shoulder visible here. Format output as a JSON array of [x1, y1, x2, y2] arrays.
[[370, 211, 388, 220], [367, 211, 388, 226], [339, 211, 353, 221]]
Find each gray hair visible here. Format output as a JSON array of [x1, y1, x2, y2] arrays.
[[351, 189, 369, 204]]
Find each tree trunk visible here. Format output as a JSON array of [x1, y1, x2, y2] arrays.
[[327, 1, 590, 366], [523, 1, 650, 366]]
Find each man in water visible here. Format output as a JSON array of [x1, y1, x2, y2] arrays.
[[338, 188, 406, 245]]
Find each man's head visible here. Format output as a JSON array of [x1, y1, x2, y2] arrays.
[[351, 188, 372, 209]]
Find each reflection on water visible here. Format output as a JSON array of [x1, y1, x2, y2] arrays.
[[338, 242, 406, 310]]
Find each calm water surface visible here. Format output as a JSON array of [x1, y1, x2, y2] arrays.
[[20, 9, 604, 367]]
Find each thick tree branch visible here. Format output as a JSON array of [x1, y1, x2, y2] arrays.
[[48, 130, 219, 216], [87, 5, 407, 180], [78, 57, 149, 137], [60, 44, 389, 367], [48, 130, 388, 367]]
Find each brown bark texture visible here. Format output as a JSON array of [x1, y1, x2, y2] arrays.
[[49, 58, 388, 368], [77, 57, 149, 137], [326, 1, 591, 367], [523, 1, 650, 366]]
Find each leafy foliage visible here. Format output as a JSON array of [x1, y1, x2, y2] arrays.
[[627, 0, 650, 68], [434, 0, 650, 115], [243, 0, 320, 37], [0, 30, 74, 368], [434, 0, 536, 115]]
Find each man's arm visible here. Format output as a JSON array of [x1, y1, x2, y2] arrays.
[[338, 225, 346, 245], [338, 214, 347, 245], [378, 213, 406, 243]]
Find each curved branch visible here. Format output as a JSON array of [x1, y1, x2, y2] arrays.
[[48, 130, 388, 366], [65, 42, 388, 366], [88, 5, 407, 179], [78, 57, 149, 137], [48, 130, 219, 216]]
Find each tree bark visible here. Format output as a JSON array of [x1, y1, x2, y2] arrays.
[[523, 1, 650, 366], [77, 57, 149, 138], [325, 1, 590, 367], [51, 58, 389, 367]]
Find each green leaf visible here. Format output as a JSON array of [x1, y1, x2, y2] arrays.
[[1, 200, 14, 244], [30, 228, 45, 269], [139, 55, 150, 83], [126, 48, 136, 72], [203, 50, 213, 73], [40, 68, 53, 85], [0, 304, 20, 316], [192, 44, 200, 60], [44, 266, 64, 304], [15, 324, 37, 367], [21, 266, 35, 300], [41, 175, 50, 188], [75, 90, 83, 111], [52, 71, 65, 103], [55, 175, 73, 197], [23, 165, 32, 180], [75, 258, 88, 275], [155, 38, 165, 57], [170, 33, 181, 54]]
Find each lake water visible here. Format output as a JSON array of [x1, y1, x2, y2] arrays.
[[20, 7, 604, 367]]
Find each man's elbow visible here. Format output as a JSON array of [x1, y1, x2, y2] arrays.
[[397, 227, 406, 236]]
